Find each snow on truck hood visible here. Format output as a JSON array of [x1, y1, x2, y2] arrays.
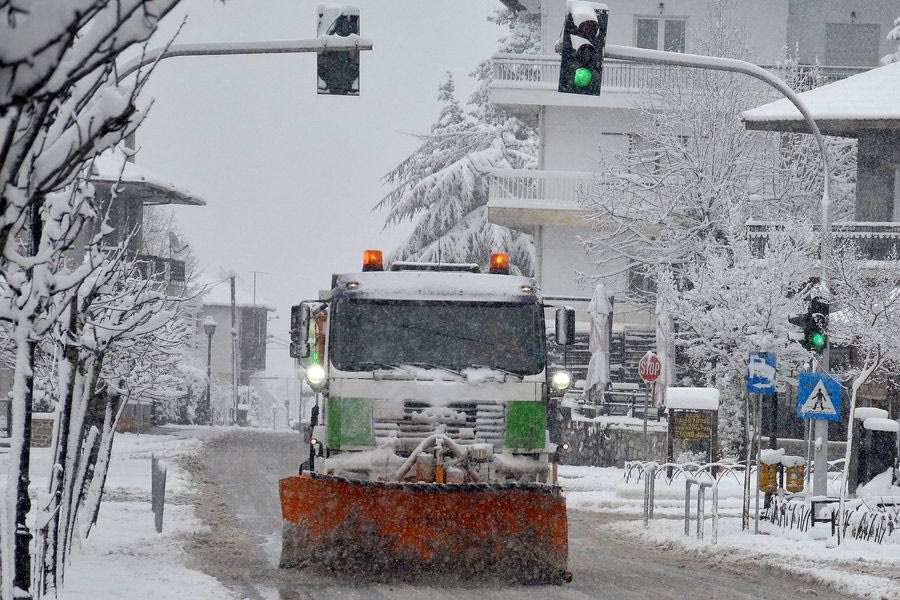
[[332, 270, 541, 303]]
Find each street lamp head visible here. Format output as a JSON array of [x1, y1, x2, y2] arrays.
[[203, 315, 217, 337]]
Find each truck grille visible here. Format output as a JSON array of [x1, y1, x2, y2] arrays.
[[374, 401, 505, 449]]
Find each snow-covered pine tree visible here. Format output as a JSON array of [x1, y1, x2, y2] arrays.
[[376, 8, 540, 274]]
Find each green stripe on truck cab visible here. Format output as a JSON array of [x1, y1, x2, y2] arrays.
[[326, 397, 374, 450], [505, 401, 546, 450]]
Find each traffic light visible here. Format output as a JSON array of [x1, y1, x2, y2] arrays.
[[808, 297, 829, 352], [558, 1, 608, 95], [317, 4, 360, 96], [788, 298, 828, 352]]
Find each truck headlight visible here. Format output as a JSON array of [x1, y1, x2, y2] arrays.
[[306, 364, 327, 390], [551, 371, 571, 393]]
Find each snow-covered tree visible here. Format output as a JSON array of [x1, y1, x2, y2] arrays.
[[36, 249, 190, 593], [582, 1, 862, 491], [826, 246, 900, 533], [880, 15, 900, 65], [376, 8, 540, 273], [0, 3, 181, 597], [582, 2, 855, 307], [656, 214, 819, 455]]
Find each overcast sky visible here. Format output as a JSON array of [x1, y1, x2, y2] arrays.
[[135, 0, 507, 374]]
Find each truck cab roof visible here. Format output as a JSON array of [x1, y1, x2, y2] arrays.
[[329, 270, 541, 303]]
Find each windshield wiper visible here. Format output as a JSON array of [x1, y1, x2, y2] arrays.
[[403, 362, 465, 379], [354, 361, 414, 375], [468, 364, 524, 381]]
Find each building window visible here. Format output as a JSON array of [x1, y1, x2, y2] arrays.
[[636, 17, 686, 52], [825, 23, 880, 67]]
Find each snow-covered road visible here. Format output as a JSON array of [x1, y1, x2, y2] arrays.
[[185, 429, 856, 599]]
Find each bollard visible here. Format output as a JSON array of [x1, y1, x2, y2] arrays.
[[151, 454, 167, 533], [697, 481, 712, 540], [642, 462, 658, 526], [643, 472, 650, 526], [684, 477, 696, 536], [711, 480, 720, 545]]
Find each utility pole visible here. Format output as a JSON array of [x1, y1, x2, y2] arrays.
[[230, 275, 238, 425]]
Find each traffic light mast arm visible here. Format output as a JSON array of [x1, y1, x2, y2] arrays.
[[117, 38, 374, 82], [603, 44, 832, 254]]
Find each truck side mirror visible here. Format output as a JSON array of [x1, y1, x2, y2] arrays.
[[290, 304, 311, 358], [555, 306, 576, 346]]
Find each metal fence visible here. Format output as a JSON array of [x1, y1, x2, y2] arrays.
[[748, 221, 900, 261], [625, 458, 855, 544]]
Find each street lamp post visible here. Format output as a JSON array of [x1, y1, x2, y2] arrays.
[[203, 316, 217, 426]]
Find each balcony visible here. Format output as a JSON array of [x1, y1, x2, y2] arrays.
[[135, 254, 186, 283], [747, 221, 900, 261], [490, 53, 868, 116], [486, 168, 600, 228]]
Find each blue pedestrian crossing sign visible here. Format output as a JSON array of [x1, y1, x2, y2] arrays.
[[796, 373, 842, 421], [747, 352, 776, 394]]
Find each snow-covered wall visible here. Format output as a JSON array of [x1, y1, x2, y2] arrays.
[[559, 418, 667, 466], [542, 106, 633, 171]]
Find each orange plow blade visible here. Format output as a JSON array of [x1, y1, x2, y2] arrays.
[[279, 473, 569, 584]]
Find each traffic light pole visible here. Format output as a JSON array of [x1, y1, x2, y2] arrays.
[[602, 44, 834, 497], [117, 37, 374, 82]]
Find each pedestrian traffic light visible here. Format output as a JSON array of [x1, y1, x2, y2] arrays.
[[317, 4, 360, 96], [558, 0, 608, 95], [788, 298, 828, 352]]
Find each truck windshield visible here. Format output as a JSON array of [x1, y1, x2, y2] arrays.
[[329, 299, 545, 375]]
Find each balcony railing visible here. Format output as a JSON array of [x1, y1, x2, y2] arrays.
[[492, 53, 868, 91], [748, 221, 900, 261], [488, 168, 600, 207], [135, 255, 186, 283]]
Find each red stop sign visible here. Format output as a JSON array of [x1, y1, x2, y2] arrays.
[[639, 352, 662, 383]]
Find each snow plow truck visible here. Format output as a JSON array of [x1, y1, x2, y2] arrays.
[[281, 251, 575, 583]]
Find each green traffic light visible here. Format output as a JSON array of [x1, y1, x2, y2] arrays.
[[810, 332, 826, 348], [574, 68, 593, 88]]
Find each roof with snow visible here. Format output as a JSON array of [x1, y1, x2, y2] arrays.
[[741, 63, 900, 137], [333, 270, 540, 303], [91, 147, 206, 206], [665, 387, 720, 411]]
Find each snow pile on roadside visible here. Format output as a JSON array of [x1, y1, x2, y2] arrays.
[[608, 517, 900, 600], [559, 465, 748, 516], [59, 431, 237, 600]]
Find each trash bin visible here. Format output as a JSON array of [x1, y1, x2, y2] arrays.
[[758, 463, 778, 494], [783, 455, 806, 494]]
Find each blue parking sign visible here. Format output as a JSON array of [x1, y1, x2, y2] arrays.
[[747, 352, 776, 394]]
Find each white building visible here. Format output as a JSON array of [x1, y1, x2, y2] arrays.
[[487, 0, 895, 382]]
